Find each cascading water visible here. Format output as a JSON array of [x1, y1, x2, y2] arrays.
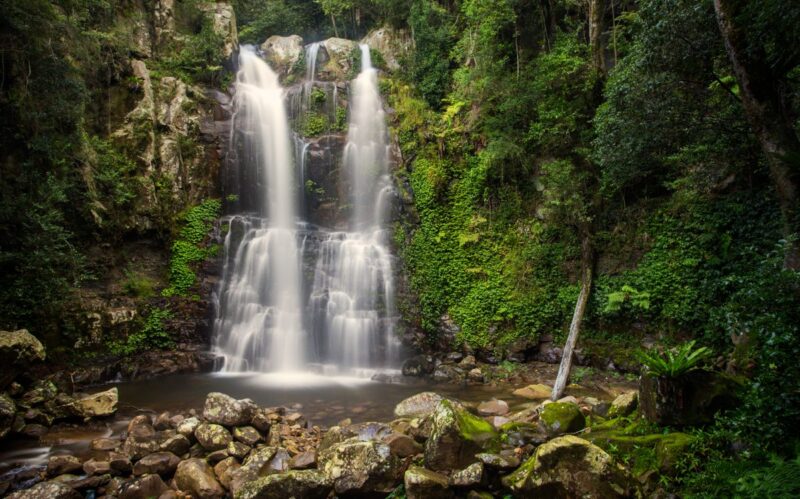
[[213, 46, 305, 372], [214, 42, 398, 376], [309, 45, 398, 372]]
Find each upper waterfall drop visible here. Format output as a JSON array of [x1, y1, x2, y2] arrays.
[[308, 43, 399, 373], [213, 46, 305, 373], [345, 44, 391, 230]]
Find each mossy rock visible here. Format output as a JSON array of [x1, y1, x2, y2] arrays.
[[502, 435, 635, 497], [539, 402, 586, 436], [585, 417, 694, 474], [424, 400, 500, 471]]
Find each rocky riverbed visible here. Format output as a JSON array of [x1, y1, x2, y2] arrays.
[[1, 379, 652, 498]]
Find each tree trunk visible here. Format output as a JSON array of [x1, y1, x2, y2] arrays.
[[331, 14, 339, 38], [588, 0, 606, 74], [552, 235, 594, 401], [714, 0, 800, 270]]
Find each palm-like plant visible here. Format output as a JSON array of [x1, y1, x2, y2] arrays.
[[636, 340, 713, 378]]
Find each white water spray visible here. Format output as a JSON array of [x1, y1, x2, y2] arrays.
[[309, 44, 398, 371], [213, 46, 305, 372]]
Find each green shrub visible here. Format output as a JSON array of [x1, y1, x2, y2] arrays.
[[108, 306, 173, 356], [302, 112, 329, 136], [636, 341, 713, 378], [122, 269, 157, 298], [163, 199, 221, 296]]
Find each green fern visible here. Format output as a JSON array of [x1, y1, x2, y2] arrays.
[[636, 340, 713, 378]]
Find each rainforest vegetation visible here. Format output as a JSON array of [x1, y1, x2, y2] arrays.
[[1, 0, 799, 497]]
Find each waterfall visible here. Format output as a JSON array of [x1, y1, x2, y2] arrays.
[[213, 46, 305, 372], [309, 44, 398, 372], [213, 42, 398, 376]]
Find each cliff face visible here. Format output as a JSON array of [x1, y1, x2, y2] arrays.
[[0, 0, 240, 369]]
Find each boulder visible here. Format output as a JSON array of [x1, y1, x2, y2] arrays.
[[433, 364, 464, 383], [512, 383, 552, 399], [261, 35, 304, 76], [195, 423, 233, 451], [90, 437, 119, 451], [153, 412, 172, 430], [237, 470, 331, 499], [467, 367, 484, 382], [83, 458, 111, 475], [401, 355, 434, 377], [132, 451, 180, 477], [227, 440, 251, 460], [609, 391, 638, 417], [502, 435, 635, 497], [539, 402, 585, 436], [404, 466, 453, 499], [476, 452, 519, 470], [458, 355, 477, 370], [46, 455, 83, 477], [203, 392, 257, 427], [384, 433, 421, 457], [318, 438, 404, 495], [289, 450, 317, 469], [74, 388, 118, 418], [177, 416, 200, 438], [123, 426, 160, 460], [0, 392, 16, 439], [477, 399, 509, 416], [450, 462, 484, 487], [233, 425, 262, 446], [0, 329, 46, 389], [175, 458, 225, 499], [109, 452, 133, 475], [118, 473, 169, 499], [230, 446, 291, 496], [394, 392, 444, 418], [639, 371, 741, 426], [424, 400, 500, 471], [159, 433, 191, 455], [360, 26, 412, 71], [7, 480, 80, 499], [213, 457, 240, 489], [319, 38, 360, 80]]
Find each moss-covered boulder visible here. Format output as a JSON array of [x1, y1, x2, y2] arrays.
[[608, 392, 638, 418], [0, 329, 46, 389], [587, 424, 694, 475], [424, 400, 500, 471], [195, 423, 233, 451], [236, 470, 331, 499], [230, 446, 291, 496], [539, 402, 586, 436], [394, 392, 445, 418], [318, 437, 404, 495], [74, 388, 118, 418], [261, 35, 304, 76], [404, 466, 453, 499], [203, 392, 257, 427], [175, 458, 225, 499], [502, 435, 635, 497]]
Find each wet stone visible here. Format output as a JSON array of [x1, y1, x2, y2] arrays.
[[46, 455, 82, 477], [233, 425, 262, 446]]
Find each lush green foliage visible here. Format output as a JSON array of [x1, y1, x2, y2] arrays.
[[163, 199, 221, 297], [153, 17, 227, 85], [636, 341, 713, 378], [108, 307, 174, 356]]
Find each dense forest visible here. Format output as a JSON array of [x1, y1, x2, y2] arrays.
[[1, 0, 799, 497]]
